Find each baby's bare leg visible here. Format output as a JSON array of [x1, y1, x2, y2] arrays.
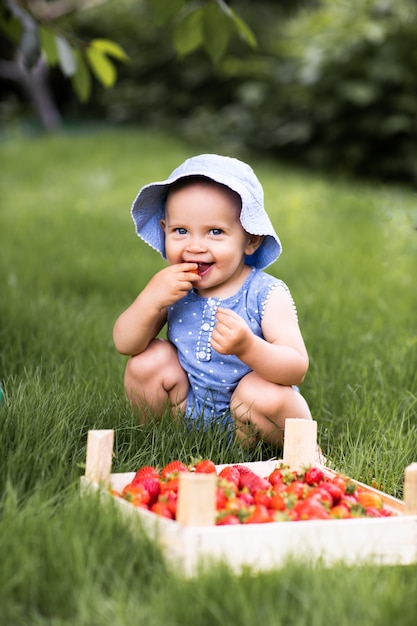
[[123, 338, 189, 421], [230, 371, 312, 448]]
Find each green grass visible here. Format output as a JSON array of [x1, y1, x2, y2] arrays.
[[1, 127, 417, 625]]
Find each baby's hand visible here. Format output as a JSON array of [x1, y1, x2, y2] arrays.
[[145, 263, 200, 309], [211, 307, 254, 357]]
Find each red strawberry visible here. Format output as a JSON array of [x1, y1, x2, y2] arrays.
[[254, 489, 273, 508], [160, 477, 180, 495], [195, 459, 217, 474], [244, 504, 272, 524], [330, 503, 351, 519], [295, 498, 331, 520], [270, 492, 286, 511], [150, 501, 175, 519], [240, 472, 270, 495], [132, 465, 160, 484], [165, 492, 178, 517], [268, 467, 285, 486], [161, 460, 189, 478], [138, 476, 160, 505], [320, 481, 343, 506], [122, 482, 150, 507], [224, 496, 250, 516], [215, 487, 228, 510], [285, 479, 307, 499], [305, 486, 333, 508], [232, 464, 254, 480], [218, 466, 241, 486], [304, 466, 325, 486], [239, 490, 255, 506]]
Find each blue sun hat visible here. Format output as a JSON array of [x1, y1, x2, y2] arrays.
[[131, 154, 282, 269]]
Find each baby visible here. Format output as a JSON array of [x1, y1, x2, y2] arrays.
[[113, 154, 313, 448]]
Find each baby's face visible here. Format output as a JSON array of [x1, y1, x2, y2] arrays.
[[161, 181, 261, 297]]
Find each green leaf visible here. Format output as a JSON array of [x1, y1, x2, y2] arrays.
[[86, 46, 116, 88], [56, 35, 77, 76], [90, 38, 129, 62], [40, 26, 58, 66], [72, 51, 92, 103], [227, 7, 257, 49], [173, 8, 203, 57], [202, 3, 230, 63], [150, 0, 186, 26]]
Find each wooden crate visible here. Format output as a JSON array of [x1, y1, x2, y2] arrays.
[[81, 419, 417, 576]]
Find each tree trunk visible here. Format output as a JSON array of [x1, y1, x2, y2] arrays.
[[0, 56, 62, 132]]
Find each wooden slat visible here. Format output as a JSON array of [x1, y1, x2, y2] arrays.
[[85, 429, 114, 484], [404, 463, 417, 515], [176, 472, 217, 527], [283, 418, 318, 471]]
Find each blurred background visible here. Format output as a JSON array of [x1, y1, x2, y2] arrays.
[[2, 0, 417, 186]]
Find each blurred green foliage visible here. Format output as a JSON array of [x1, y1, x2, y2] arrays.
[[3, 0, 417, 184], [66, 0, 417, 184]]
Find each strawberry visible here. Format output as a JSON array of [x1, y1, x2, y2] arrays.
[[268, 467, 286, 486], [304, 466, 325, 486], [305, 486, 333, 509], [254, 489, 273, 508], [132, 465, 160, 483], [239, 490, 254, 506], [217, 476, 239, 496], [138, 476, 160, 505], [330, 503, 351, 519], [224, 496, 250, 516], [269, 492, 286, 511], [232, 464, 254, 488], [328, 475, 347, 495], [218, 465, 240, 486], [195, 459, 217, 474], [239, 472, 270, 495], [285, 479, 307, 500], [122, 482, 150, 507], [215, 487, 228, 510], [165, 492, 178, 517], [161, 460, 189, 478], [244, 504, 272, 524], [357, 491, 383, 510], [150, 501, 175, 519], [160, 476, 180, 495], [320, 481, 343, 506], [295, 498, 331, 520]]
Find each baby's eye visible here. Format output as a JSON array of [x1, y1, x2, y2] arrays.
[[174, 227, 188, 235], [210, 228, 223, 236]]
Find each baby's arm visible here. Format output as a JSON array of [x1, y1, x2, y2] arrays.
[[113, 263, 200, 355], [211, 286, 309, 385]]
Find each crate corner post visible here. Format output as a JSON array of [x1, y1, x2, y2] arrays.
[[283, 418, 318, 471], [176, 472, 217, 527], [404, 462, 417, 515], [84, 429, 114, 485]]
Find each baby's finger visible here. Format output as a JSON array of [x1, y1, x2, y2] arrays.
[[180, 263, 200, 278]]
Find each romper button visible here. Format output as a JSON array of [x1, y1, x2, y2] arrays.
[[201, 323, 210, 331], [198, 351, 206, 359]]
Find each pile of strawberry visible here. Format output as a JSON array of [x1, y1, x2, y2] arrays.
[[111, 459, 395, 524]]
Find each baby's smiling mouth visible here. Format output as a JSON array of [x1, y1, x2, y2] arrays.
[[194, 262, 213, 276]]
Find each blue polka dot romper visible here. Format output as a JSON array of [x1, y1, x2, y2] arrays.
[[167, 267, 297, 426]]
